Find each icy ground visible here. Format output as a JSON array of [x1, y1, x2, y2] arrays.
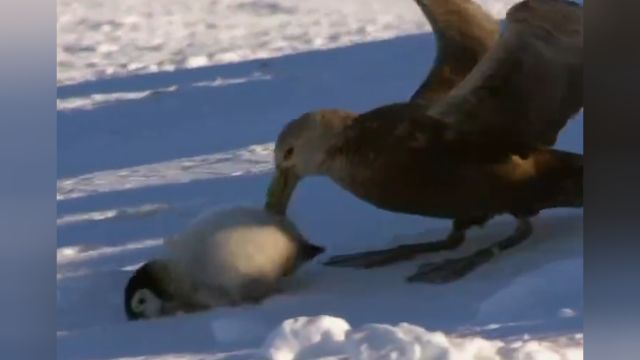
[[57, 0, 582, 359], [57, 0, 521, 85]]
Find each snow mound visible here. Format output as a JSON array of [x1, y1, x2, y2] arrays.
[[261, 315, 351, 360], [260, 316, 583, 360], [346, 323, 455, 359]]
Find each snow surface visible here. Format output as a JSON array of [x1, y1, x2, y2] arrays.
[[57, 0, 522, 85], [58, 0, 583, 359]]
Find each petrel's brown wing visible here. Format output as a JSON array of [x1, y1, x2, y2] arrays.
[[428, 0, 583, 151], [410, 0, 500, 106]]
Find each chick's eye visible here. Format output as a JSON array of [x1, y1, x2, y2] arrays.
[[284, 147, 294, 160]]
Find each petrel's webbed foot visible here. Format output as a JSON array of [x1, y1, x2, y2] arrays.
[[407, 218, 533, 283], [406, 250, 494, 283], [324, 229, 466, 269], [324, 243, 426, 268]]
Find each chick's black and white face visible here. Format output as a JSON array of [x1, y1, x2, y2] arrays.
[[129, 288, 163, 319], [124, 260, 178, 320]]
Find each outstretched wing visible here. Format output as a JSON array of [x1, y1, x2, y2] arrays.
[[410, 0, 500, 106], [428, 0, 583, 150]]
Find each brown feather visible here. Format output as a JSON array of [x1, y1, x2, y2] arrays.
[[410, 0, 500, 106], [428, 0, 583, 150], [323, 102, 581, 220]]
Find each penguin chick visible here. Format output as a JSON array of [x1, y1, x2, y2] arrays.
[[124, 206, 324, 320]]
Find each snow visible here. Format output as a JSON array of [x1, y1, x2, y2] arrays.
[[57, 0, 522, 85], [258, 316, 582, 360], [57, 143, 275, 201], [57, 0, 583, 359], [262, 316, 351, 360]]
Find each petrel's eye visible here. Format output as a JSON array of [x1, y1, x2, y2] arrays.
[[284, 147, 294, 160]]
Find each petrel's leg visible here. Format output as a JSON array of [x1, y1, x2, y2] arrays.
[[407, 218, 532, 283], [323, 217, 488, 269]]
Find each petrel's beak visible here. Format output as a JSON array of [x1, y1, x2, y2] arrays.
[[265, 167, 300, 215]]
